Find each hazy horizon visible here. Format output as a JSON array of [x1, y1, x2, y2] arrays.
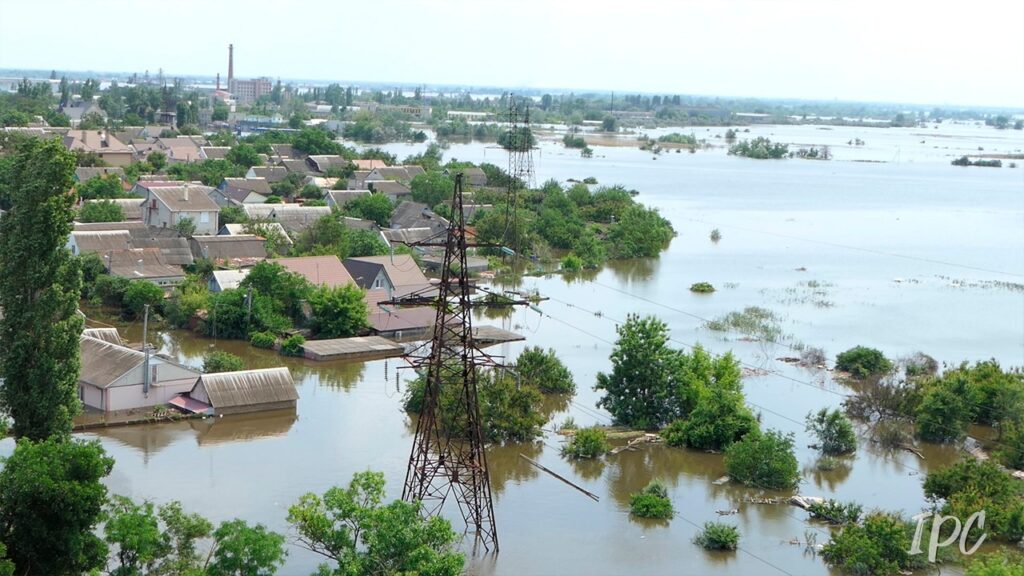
[[2, 0, 1022, 109]]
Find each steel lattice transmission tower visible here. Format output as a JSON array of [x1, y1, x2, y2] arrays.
[[398, 173, 499, 552], [503, 95, 534, 258]]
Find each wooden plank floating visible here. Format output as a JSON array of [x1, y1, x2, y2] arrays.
[[302, 336, 405, 361]]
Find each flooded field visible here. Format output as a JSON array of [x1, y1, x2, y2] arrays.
[[5, 122, 1023, 575]]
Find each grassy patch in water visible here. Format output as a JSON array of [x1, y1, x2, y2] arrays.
[[706, 306, 783, 342]]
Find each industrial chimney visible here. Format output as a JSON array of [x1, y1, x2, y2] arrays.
[[216, 72, 220, 91], [227, 44, 234, 89]]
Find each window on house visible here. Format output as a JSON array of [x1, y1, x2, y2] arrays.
[[200, 212, 209, 223]]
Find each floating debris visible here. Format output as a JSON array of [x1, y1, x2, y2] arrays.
[[712, 476, 730, 486]]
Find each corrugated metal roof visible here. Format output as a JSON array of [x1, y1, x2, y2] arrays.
[[190, 235, 267, 263], [273, 255, 355, 288], [72, 230, 133, 252], [211, 269, 251, 291], [80, 335, 144, 388], [198, 367, 298, 408], [82, 328, 123, 346], [150, 185, 220, 212]]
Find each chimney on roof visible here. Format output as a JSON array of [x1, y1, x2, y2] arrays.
[[184, 187, 189, 202], [228, 44, 234, 88]]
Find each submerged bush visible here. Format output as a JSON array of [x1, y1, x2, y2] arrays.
[[806, 408, 857, 455], [807, 500, 863, 525], [835, 346, 893, 379], [709, 228, 722, 242], [965, 551, 1024, 576], [202, 351, 244, 374], [821, 512, 923, 576], [515, 346, 576, 394], [629, 480, 673, 519], [693, 522, 739, 551], [249, 331, 276, 349], [724, 429, 799, 490], [281, 334, 306, 357], [689, 282, 715, 294], [562, 427, 609, 459]]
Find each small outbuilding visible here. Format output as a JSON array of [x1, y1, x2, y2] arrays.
[[189, 367, 298, 415]]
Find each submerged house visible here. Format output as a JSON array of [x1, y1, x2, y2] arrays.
[[79, 335, 201, 412], [187, 367, 298, 415]]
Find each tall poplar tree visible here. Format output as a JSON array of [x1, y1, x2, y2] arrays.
[[0, 136, 83, 440]]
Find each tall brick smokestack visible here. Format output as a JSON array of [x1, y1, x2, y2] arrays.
[[228, 44, 234, 87]]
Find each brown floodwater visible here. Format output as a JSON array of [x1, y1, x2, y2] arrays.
[[3, 122, 1022, 575]]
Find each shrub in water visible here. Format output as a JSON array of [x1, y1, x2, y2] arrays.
[[724, 429, 799, 490], [689, 282, 715, 294], [281, 334, 306, 357], [629, 480, 673, 520], [806, 408, 857, 455], [835, 346, 893, 379], [249, 331, 276, 349], [807, 499, 863, 525], [562, 427, 609, 459], [693, 522, 739, 551]]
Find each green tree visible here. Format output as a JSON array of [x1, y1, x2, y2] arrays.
[[292, 127, 344, 155], [724, 429, 800, 490], [923, 459, 1024, 542], [0, 136, 84, 440], [607, 204, 674, 258], [595, 315, 692, 430], [916, 386, 970, 442], [515, 346, 575, 394], [174, 216, 197, 238], [79, 199, 126, 223], [288, 471, 464, 576], [806, 408, 857, 455], [835, 346, 893, 379], [77, 173, 125, 199], [629, 480, 673, 519], [225, 143, 261, 169], [966, 552, 1024, 576], [561, 427, 609, 459], [206, 519, 286, 576], [308, 283, 368, 338], [147, 151, 167, 172], [343, 192, 394, 227], [0, 438, 114, 575], [601, 116, 618, 132], [240, 261, 313, 322], [104, 495, 165, 576], [203, 351, 245, 373], [203, 289, 291, 340], [122, 280, 164, 319], [821, 512, 920, 576], [410, 171, 455, 208]]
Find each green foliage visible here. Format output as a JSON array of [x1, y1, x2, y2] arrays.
[[292, 214, 388, 259], [965, 552, 1024, 576], [923, 459, 1024, 542], [724, 429, 800, 490], [207, 519, 286, 576], [658, 132, 698, 145], [707, 306, 783, 341], [167, 159, 245, 186], [404, 369, 545, 443], [606, 204, 674, 258], [292, 127, 347, 155], [836, 346, 893, 379], [308, 283, 368, 338], [79, 199, 126, 222], [410, 171, 455, 208], [240, 261, 314, 322], [300, 183, 323, 199], [219, 205, 247, 227], [806, 408, 857, 455], [601, 116, 618, 132], [203, 288, 291, 340], [0, 438, 114, 575], [281, 334, 306, 357], [225, 143, 261, 168], [104, 495, 164, 575], [807, 500, 863, 524], [998, 420, 1024, 470], [669, 386, 758, 452], [562, 427, 609, 459], [123, 280, 164, 319], [287, 471, 464, 576], [249, 331, 277, 349], [630, 480, 674, 519], [515, 346, 576, 394], [497, 126, 535, 150], [0, 136, 84, 440], [77, 174, 126, 199], [203, 350, 245, 373], [344, 110, 412, 144], [174, 216, 197, 238], [561, 253, 583, 271], [90, 273, 131, 307], [596, 315, 693, 430], [689, 282, 715, 293], [563, 133, 587, 148], [710, 228, 722, 242], [821, 512, 919, 575], [693, 522, 740, 551], [343, 192, 393, 227], [728, 137, 789, 159], [163, 274, 209, 328], [916, 385, 970, 442]]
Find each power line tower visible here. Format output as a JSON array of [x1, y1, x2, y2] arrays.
[[503, 95, 534, 258], [393, 173, 500, 552]]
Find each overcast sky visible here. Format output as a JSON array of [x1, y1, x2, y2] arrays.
[[1, 0, 1022, 108]]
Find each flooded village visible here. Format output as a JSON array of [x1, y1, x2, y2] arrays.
[[1, 5, 1024, 575]]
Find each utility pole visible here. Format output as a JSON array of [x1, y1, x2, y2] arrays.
[[142, 304, 151, 396], [245, 285, 253, 330]]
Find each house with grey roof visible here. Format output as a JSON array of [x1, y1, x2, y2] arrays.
[[62, 130, 134, 166], [242, 204, 329, 234], [79, 334, 201, 412], [211, 177, 271, 206], [142, 184, 220, 235], [189, 235, 267, 267], [186, 367, 298, 415], [199, 146, 231, 160], [306, 155, 352, 174], [367, 180, 412, 201], [325, 189, 371, 210], [74, 166, 126, 182], [344, 254, 434, 300], [81, 198, 144, 221], [246, 165, 289, 183], [105, 248, 186, 287]]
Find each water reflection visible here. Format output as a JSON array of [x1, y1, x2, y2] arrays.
[[568, 456, 606, 482], [293, 360, 367, 391], [604, 258, 660, 284], [190, 409, 297, 446], [803, 455, 854, 492], [488, 441, 541, 494]]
